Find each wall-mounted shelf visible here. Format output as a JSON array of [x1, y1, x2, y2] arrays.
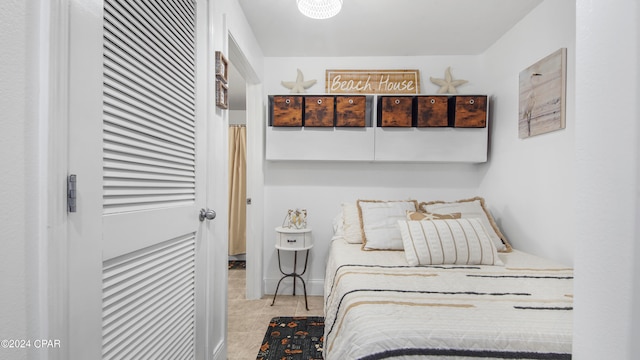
[[265, 94, 489, 163], [374, 127, 488, 162], [266, 127, 375, 161]]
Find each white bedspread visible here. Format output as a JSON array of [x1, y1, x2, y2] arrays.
[[324, 238, 573, 359]]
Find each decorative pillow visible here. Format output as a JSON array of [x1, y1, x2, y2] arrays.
[[419, 197, 512, 252], [398, 218, 503, 266], [332, 211, 344, 237], [357, 200, 418, 250], [341, 203, 364, 244], [406, 210, 461, 221]]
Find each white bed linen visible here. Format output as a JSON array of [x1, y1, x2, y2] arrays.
[[324, 238, 573, 360]]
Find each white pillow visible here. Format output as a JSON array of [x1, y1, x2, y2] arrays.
[[398, 218, 503, 266], [420, 197, 512, 252], [357, 200, 418, 250], [332, 211, 344, 238], [341, 203, 364, 244]]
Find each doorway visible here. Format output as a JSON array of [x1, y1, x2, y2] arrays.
[[227, 60, 247, 265], [226, 34, 264, 301]]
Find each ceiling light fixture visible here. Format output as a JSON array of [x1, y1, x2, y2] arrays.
[[297, 0, 343, 19]]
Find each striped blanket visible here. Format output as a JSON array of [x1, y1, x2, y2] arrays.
[[324, 239, 573, 359]]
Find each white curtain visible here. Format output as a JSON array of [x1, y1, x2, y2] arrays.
[[228, 125, 246, 256]]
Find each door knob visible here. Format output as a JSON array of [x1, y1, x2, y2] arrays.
[[199, 208, 216, 222]]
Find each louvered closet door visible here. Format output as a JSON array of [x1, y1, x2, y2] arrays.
[[101, 0, 207, 359]]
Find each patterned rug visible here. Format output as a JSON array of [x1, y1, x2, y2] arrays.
[[256, 316, 324, 360], [228, 260, 246, 270]]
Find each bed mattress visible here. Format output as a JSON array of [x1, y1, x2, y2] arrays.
[[323, 238, 573, 359]]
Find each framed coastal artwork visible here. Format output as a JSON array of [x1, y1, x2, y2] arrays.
[[518, 48, 567, 139]]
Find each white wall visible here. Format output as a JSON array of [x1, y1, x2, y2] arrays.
[[265, 55, 485, 97], [263, 55, 496, 295], [264, 162, 488, 294], [478, 0, 576, 266], [574, 0, 639, 358], [229, 110, 246, 125], [261, 2, 578, 294], [0, 1, 40, 360], [0, 1, 28, 357]]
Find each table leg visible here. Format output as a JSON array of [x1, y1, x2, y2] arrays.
[[292, 251, 298, 296], [271, 248, 311, 311]]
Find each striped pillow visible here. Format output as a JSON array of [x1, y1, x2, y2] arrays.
[[398, 218, 503, 266], [419, 197, 512, 253]]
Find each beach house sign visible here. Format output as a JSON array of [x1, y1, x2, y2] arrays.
[[325, 69, 420, 94]]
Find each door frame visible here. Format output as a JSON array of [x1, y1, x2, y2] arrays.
[[44, 0, 71, 358], [227, 32, 265, 301], [245, 82, 265, 300]]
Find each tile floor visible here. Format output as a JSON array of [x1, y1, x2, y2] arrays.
[[226, 267, 324, 359]]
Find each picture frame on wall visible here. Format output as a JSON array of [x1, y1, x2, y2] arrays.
[[216, 80, 228, 109], [518, 48, 567, 138], [215, 51, 228, 83]]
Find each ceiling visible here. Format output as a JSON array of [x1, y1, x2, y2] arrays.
[[227, 0, 543, 110], [237, 0, 542, 57]]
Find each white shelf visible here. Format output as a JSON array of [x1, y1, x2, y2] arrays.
[[373, 126, 488, 163], [265, 125, 488, 163], [265, 126, 375, 161]]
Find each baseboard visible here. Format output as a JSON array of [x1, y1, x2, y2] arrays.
[[211, 341, 225, 360], [264, 277, 324, 297]]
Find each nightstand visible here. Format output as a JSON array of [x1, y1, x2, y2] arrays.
[[271, 227, 313, 310]]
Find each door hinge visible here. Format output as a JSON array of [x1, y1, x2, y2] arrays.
[[67, 174, 77, 213]]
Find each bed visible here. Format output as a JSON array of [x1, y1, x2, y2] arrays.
[[323, 198, 573, 360]]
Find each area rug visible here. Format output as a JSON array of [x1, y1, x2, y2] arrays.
[[228, 260, 246, 270], [256, 316, 324, 360]]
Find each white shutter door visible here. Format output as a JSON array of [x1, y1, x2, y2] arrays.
[[100, 1, 204, 359], [102, 235, 197, 359], [103, 0, 196, 216]]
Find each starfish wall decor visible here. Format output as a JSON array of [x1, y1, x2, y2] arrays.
[[430, 67, 468, 94], [281, 69, 317, 93]]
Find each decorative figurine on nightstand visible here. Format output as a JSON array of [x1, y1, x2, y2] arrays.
[[284, 208, 307, 229]]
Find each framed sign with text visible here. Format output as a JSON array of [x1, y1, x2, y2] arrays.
[[325, 69, 420, 94]]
